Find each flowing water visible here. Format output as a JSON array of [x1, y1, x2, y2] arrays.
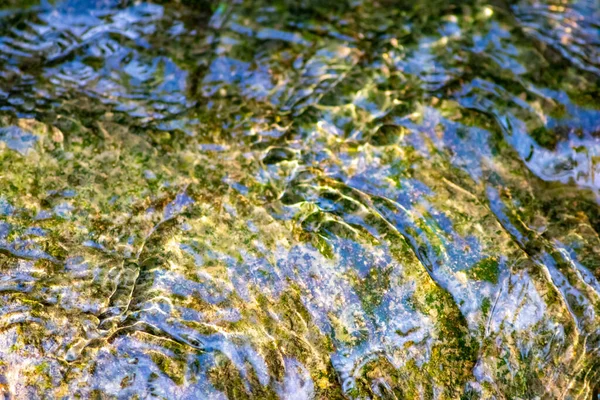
[[0, 0, 599, 398]]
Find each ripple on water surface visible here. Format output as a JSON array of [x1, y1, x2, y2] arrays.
[[0, 0, 599, 398]]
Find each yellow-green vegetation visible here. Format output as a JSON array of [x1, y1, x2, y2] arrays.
[[466, 257, 500, 284]]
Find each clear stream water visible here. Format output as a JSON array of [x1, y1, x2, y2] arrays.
[[0, 0, 599, 398]]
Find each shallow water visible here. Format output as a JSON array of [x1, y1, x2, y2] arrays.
[[0, 0, 599, 398]]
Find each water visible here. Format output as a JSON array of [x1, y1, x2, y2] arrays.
[[0, 0, 599, 398]]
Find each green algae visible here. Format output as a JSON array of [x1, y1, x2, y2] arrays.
[[466, 257, 500, 284]]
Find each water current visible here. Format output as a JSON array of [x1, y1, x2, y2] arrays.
[[0, 0, 599, 398]]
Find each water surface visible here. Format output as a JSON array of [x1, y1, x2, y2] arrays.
[[0, 0, 599, 398]]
